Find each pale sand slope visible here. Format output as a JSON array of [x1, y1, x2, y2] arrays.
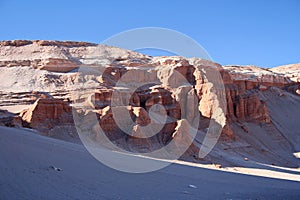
[[261, 87, 300, 152], [0, 126, 300, 200]]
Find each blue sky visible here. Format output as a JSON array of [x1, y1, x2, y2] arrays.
[[0, 0, 299, 68]]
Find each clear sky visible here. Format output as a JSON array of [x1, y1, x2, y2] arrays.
[[0, 0, 299, 68]]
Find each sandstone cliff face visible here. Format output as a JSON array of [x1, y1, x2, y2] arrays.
[[222, 65, 299, 123], [0, 40, 299, 165]]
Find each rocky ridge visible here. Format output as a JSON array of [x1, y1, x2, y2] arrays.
[[0, 40, 299, 167]]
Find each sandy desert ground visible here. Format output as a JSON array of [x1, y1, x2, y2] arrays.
[[0, 126, 300, 200]]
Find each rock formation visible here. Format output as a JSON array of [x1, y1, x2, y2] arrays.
[[20, 98, 73, 132], [0, 40, 299, 167]]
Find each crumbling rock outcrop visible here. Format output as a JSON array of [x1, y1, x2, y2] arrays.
[[234, 93, 270, 123], [20, 98, 73, 132], [1, 40, 300, 162], [0, 109, 22, 127], [270, 63, 300, 83]]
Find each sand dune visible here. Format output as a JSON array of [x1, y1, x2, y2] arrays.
[[0, 126, 300, 200]]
